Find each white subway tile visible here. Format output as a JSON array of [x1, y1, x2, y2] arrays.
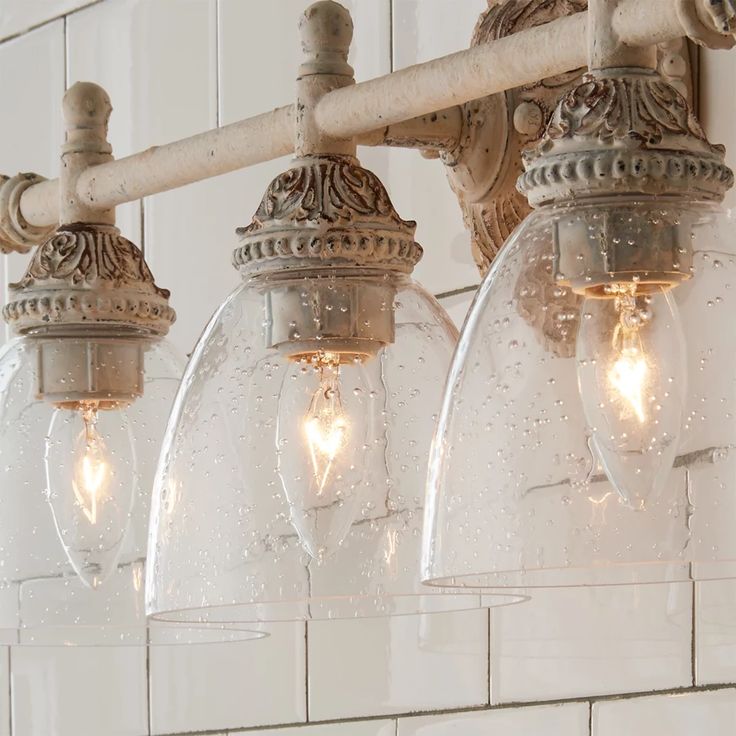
[[491, 584, 693, 703], [244, 721, 396, 736], [77, 0, 223, 358], [217, 0, 391, 195], [385, 151, 480, 297], [700, 49, 736, 211], [10, 646, 148, 736], [67, 0, 217, 249], [0, 0, 96, 41], [218, 0, 390, 125], [144, 168, 256, 357], [67, 0, 216, 150], [392, 0, 488, 69], [385, 0, 485, 295], [398, 702, 589, 736], [696, 579, 736, 685], [149, 623, 306, 734], [0, 21, 65, 339], [308, 611, 488, 721], [592, 689, 736, 736]]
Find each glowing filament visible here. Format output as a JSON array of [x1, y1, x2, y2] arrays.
[[72, 403, 111, 525], [303, 354, 349, 496], [607, 285, 650, 424]]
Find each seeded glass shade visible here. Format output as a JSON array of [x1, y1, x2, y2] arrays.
[[0, 332, 252, 645], [146, 270, 516, 623], [423, 200, 736, 589]]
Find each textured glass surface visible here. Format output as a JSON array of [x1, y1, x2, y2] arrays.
[[0, 333, 252, 645], [147, 272, 517, 622], [423, 201, 736, 588]]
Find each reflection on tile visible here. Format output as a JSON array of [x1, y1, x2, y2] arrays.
[[399, 702, 589, 736], [308, 611, 488, 721], [10, 646, 148, 736], [696, 579, 736, 685], [592, 689, 736, 736], [491, 584, 693, 703], [149, 624, 306, 734]]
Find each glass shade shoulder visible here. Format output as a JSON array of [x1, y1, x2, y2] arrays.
[[422, 200, 736, 589], [146, 271, 522, 623]]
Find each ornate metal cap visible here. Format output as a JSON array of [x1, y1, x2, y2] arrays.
[[518, 67, 735, 207], [3, 223, 175, 335], [233, 154, 423, 274]]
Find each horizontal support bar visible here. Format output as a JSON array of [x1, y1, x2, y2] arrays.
[[19, 106, 463, 228], [10, 0, 734, 235]]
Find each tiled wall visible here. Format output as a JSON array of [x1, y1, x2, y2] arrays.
[[0, 1, 735, 735]]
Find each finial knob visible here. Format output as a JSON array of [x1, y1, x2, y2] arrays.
[[299, 0, 354, 77], [63, 82, 112, 134]]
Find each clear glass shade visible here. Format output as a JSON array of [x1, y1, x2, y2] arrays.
[[147, 271, 512, 623], [0, 330, 246, 645], [423, 200, 736, 588]]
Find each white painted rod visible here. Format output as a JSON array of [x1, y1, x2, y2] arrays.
[[15, 0, 726, 229], [315, 1, 688, 139], [20, 105, 462, 227]]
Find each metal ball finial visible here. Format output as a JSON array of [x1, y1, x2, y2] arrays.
[[299, 1, 354, 77], [63, 81, 112, 135]]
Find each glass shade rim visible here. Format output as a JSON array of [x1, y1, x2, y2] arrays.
[[147, 590, 528, 624]]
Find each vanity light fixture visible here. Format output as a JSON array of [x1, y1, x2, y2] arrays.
[[144, 1, 519, 625], [0, 0, 733, 630], [0, 83, 250, 645], [422, 0, 736, 589]]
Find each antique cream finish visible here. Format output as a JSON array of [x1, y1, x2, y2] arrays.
[[3, 82, 174, 407], [0, 0, 736, 280], [236, 1, 423, 362], [0, 0, 732, 265]]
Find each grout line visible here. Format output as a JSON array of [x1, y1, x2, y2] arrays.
[[140, 198, 146, 257], [304, 621, 310, 722], [691, 578, 698, 688], [486, 608, 492, 706], [389, 0, 395, 73], [151, 682, 736, 736], [214, 0, 221, 129], [434, 284, 479, 300], [7, 648, 12, 736], [588, 700, 593, 736], [0, 0, 106, 46], [62, 15, 69, 91], [146, 625, 153, 736]]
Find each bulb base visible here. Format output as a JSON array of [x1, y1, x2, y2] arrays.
[[262, 274, 396, 360], [33, 335, 145, 409], [551, 202, 696, 297]]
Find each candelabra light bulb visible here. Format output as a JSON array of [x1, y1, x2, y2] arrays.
[[45, 398, 138, 588], [72, 403, 111, 526], [303, 353, 349, 496], [576, 283, 686, 508]]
